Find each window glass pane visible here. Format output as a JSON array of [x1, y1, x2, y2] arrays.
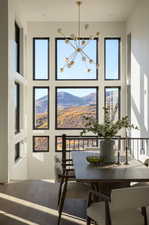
[[33, 136, 49, 152], [105, 38, 120, 80], [105, 87, 120, 121], [33, 87, 49, 129], [56, 39, 98, 80], [15, 23, 20, 73], [14, 82, 20, 133], [33, 38, 49, 80], [56, 87, 98, 129], [15, 143, 20, 162]]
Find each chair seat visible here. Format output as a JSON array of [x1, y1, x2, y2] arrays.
[[66, 182, 91, 199], [87, 202, 144, 225]]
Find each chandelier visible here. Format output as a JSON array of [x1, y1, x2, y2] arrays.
[[57, 1, 100, 73]]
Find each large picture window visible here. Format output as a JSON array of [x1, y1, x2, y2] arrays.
[[33, 87, 49, 129], [56, 38, 98, 80], [33, 38, 49, 80], [105, 87, 121, 121], [15, 82, 20, 134], [56, 87, 98, 129], [104, 38, 120, 80]]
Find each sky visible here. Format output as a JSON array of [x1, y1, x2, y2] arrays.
[[35, 88, 48, 100], [57, 88, 96, 98]]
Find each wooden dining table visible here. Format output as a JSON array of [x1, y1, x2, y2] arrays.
[[72, 151, 149, 194]]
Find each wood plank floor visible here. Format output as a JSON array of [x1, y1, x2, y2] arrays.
[[0, 180, 86, 225]]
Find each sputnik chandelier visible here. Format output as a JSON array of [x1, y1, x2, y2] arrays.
[[57, 1, 100, 73]]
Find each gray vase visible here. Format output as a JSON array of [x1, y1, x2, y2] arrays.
[[100, 139, 115, 163]]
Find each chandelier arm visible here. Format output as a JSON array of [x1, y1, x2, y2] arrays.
[[68, 50, 78, 61], [81, 40, 90, 50], [68, 41, 78, 51], [81, 49, 95, 63], [80, 51, 89, 69]]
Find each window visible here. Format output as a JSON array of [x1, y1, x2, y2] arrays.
[[56, 87, 98, 129], [55, 136, 98, 151], [15, 82, 20, 134], [56, 38, 98, 80], [15, 22, 20, 73], [33, 38, 49, 80], [105, 87, 121, 121], [104, 38, 120, 80], [33, 136, 49, 152], [33, 87, 49, 129], [15, 143, 20, 162]]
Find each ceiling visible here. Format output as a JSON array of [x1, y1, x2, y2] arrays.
[[15, 0, 138, 22]]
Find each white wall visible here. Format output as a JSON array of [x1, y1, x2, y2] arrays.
[[8, 0, 28, 181], [0, 0, 9, 182], [27, 21, 126, 179], [127, 0, 149, 160]]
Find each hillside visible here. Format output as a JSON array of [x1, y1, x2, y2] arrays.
[[57, 105, 96, 128]]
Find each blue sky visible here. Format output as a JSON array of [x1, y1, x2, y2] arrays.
[[35, 39, 48, 80], [57, 88, 96, 98], [35, 88, 48, 100], [106, 39, 119, 79], [57, 39, 97, 79]]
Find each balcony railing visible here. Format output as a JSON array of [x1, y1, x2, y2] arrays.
[[56, 135, 149, 165]]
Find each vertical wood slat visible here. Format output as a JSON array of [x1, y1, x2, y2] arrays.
[[62, 134, 66, 171]]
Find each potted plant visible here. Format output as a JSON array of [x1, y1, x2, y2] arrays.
[[81, 107, 138, 163]]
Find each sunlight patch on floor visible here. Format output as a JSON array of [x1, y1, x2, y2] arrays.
[[0, 210, 40, 225], [0, 193, 85, 224]]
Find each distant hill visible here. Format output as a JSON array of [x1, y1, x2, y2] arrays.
[[36, 96, 48, 114], [57, 92, 85, 107], [57, 105, 96, 128], [82, 93, 96, 105], [35, 91, 96, 114]]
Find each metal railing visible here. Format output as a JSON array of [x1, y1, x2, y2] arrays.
[[56, 135, 149, 165]]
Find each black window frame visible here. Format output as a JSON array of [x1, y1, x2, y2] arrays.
[[33, 136, 49, 153], [104, 37, 121, 80], [33, 37, 49, 81], [55, 86, 99, 130], [55, 37, 99, 81], [33, 86, 49, 130], [104, 86, 121, 120], [15, 82, 20, 134], [15, 142, 20, 162], [15, 22, 20, 74]]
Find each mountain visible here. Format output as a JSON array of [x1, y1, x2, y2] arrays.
[[36, 96, 48, 113], [82, 93, 96, 105], [35, 91, 96, 114], [57, 92, 85, 107]]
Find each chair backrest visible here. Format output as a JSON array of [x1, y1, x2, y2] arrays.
[[111, 186, 149, 211]]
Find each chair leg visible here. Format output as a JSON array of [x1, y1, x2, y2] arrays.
[[57, 177, 64, 207], [57, 180, 67, 225], [86, 216, 91, 225], [141, 207, 147, 225]]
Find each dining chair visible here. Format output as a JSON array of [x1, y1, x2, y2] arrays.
[[56, 134, 92, 225], [131, 158, 149, 187], [54, 153, 75, 207], [86, 186, 149, 225]]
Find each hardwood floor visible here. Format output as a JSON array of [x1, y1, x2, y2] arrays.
[[0, 180, 86, 225]]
